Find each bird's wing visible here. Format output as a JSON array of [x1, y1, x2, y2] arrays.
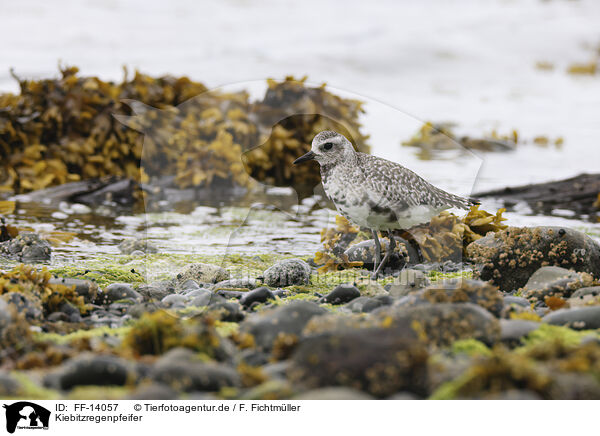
[[357, 153, 472, 211]]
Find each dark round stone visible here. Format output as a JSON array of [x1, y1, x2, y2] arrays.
[[47, 354, 136, 390], [97, 283, 142, 305], [240, 287, 275, 308], [320, 284, 361, 305]]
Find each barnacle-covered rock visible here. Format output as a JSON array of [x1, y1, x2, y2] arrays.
[[0, 232, 52, 262], [263, 258, 311, 287], [467, 226, 600, 292], [404, 279, 504, 317], [521, 266, 594, 303], [0, 264, 87, 316]]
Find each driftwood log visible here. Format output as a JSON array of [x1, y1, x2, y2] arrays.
[[474, 173, 600, 220]]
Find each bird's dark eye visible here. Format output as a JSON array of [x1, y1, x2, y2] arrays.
[[323, 142, 333, 151]]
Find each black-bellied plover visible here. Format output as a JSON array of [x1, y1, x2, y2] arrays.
[[294, 130, 476, 278]]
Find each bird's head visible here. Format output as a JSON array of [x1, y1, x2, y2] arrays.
[[293, 131, 355, 166]]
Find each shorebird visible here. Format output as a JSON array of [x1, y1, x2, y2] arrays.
[[293, 130, 475, 278]]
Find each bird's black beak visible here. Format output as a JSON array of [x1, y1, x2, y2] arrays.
[[293, 150, 316, 165]]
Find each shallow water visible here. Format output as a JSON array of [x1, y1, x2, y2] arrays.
[[1, 0, 599, 270]]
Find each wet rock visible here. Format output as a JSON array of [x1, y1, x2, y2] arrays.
[[344, 237, 413, 270], [303, 313, 374, 336], [570, 286, 600, 300], [161, 294, 187, 308], [521, 266, 592, 302], [240, 301, 327, 350], [96, 283, 142, 305], [127, 383, 179, 400], [215, 289, 245, 299], [467, 226, 600, 292], [118, 238, 158, 255], [373, 303, 500, 346], [319, 284, 360, 305], [0, 232, 51, 262], [184, 289, 211, 299], [49, 277, 98, 303], [176, 263, 229, 284], [294, 387, 374, 400], [213, 278, 258, 290], [343, 296, 371, 313], [364, 295, 394, 312], [1, 292, 42, 321], [47, 311, 70, 322], [187, 289, 213, 307], [136, 281, 174, 301], [0, 372, 22, 396], [344, 295, 393, 313], [180, 279, 201, 291], [108, 302, 134, 317], [127, 302, 158, 319], [289, 328, 429, 398], [387, 269, 430, 297], [46, 354, 137, 390], [207, 302, 245, 322], [263, 259, 311, 287], [499, 319, 540, 346], [150, 361, 240, 392], [240, 287, 275, 308], [500, 296, 537, 319], [86, 311, 126, 328], [236, 349, 270, 367], [399, 279, 504, 317], [503, 296, 530, 307], [542, 306, 600, 330]]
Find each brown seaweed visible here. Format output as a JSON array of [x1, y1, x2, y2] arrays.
[[0, 68, 368, 197]]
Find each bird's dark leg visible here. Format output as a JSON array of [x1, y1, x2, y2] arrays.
[[371, 229, 381, 278], [374, 230, 396, 279]]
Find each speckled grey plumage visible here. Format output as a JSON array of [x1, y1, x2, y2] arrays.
[[309, 131, 474, 231]]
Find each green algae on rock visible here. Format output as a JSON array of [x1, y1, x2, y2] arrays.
[[122, 310, 232, 360]]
